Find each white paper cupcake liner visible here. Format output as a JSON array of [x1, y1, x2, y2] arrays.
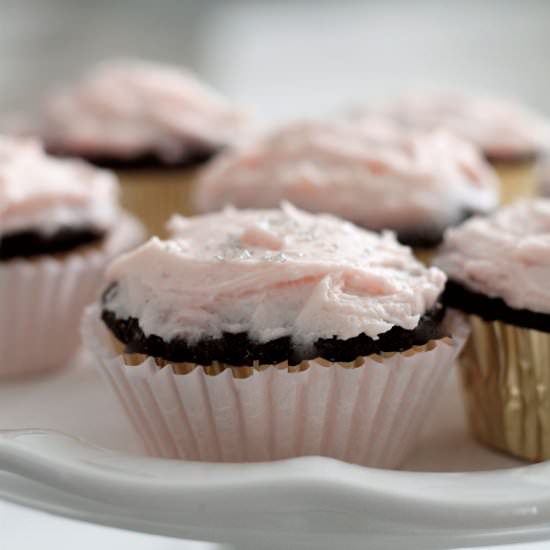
[[83, 306, 468, 468], [0, 214, 144, 377]]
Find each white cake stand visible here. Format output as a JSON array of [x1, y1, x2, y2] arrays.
[[1, 354, 549, 550]]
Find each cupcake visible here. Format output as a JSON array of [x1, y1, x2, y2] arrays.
[[194, 119, 499, 262], [82, 203, 467, 467], [37, 59, 251, 236], [0, 136, 143, 377], [435, 199, 550, 461], [376, 91, 550, 204]]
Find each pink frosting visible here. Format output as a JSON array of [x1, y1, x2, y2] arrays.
[[435, 199, 550, 313], [40, 59, 251, 162], [103, 203, 446, 345], [194, 119, 499, 231], [0, 136, 118, 236], [376, 91, 550, 159]]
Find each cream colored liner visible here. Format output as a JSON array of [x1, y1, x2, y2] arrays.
[[459, 314, 550, 462], [412, 247, 437, 267], [117, 168, 198, 238], [491, 160, 537, 205]]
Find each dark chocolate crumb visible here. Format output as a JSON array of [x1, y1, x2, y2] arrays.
[[0, 226, 105, 261], [45, 146, 221, 171], [443, 279, 550, 333], [484, 150, 538, 165], [392, 208, 479, 249]]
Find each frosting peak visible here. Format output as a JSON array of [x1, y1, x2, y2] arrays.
[[435, 199, 550, 314], [194, 119, 499, 231], [41, 59, 251, 162], [0, 136, 118, 237], [104, 204, 446, 346]]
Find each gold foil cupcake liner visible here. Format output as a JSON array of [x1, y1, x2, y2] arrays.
[[84, 305, 468, 466], [491, 160, 537, 205], [459, 314, 550, 462], [117, 168, 198, 238]]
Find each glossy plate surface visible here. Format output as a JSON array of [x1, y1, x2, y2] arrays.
[[1, 355, 548, 549]]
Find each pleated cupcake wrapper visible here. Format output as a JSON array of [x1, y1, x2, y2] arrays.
[[0, 214, 144, 377], [83, 306, 468, 467], [459, 314, 550, 462], [491, 160, 536, 205], [117, 168, 197, 238]]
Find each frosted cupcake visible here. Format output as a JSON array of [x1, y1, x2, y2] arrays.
[[0, 136, 143, 376], [38, 59, 251, 236], [83, 203, 467, 467], [376, 91, 550, 204], [194, 119, 499, 261], [435, 199, 550, 461]]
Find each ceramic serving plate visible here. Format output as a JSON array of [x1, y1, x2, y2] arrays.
[[1, 354, 550, 550]]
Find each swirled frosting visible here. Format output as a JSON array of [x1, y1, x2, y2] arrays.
[[376, 91, 550, 160], [40, 59, 250, 162], [103, 203, 446, 346], [435, 199, 550, 313], [194, 119, 499, 232], [0, 136, 118, 237]]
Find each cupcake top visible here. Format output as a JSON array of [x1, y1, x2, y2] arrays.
[[435, 199, 550, 314], [194, 119, 499, 237], [376, 91, 550, 161], [39, 59, 250, 163], [0, 136, 118, 238], [103, 203, 446, 348]]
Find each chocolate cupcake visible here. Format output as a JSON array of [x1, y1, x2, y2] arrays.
[[37, 59, 251, 236], [0, 136, 143, 376], [376, 91, 550, 204], [83, 203, 467, 467], [193, 118, 499, 262], [435, 199, 550, 461]]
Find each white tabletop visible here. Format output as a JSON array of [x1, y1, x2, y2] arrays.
[[1, 500, 549, 550], [0, 501, 214, 549]]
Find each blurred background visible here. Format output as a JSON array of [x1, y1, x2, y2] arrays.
[[2, 0, 550, 125]]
